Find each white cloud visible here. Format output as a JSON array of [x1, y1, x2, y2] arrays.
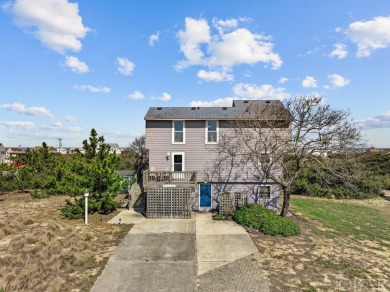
[[278, 77, 288, 84], [197, 69, 233, 82], [117, 57, 135, 75], [328, 74, 350, 87], [149, 31, 160, 46], [212, 18, 239, 34], [0, 121, 35, 130], [4, 0, 89, 54], [128, 91, 144, 100], [346, 15, 390, 57], [232, 83, 290, 100], [0, 102, 54, 118], [329, 43, 348, 59], [157, 92, 172, 102], [73, 85, 111, 93], [208, 28, 282, 69], [64, 115, 78, 122], [175, 17, 282, 79], [64, 56, 89, 73], [302, 76, 318, 88], [176, 17, 211, 69], [42, 122, 83, 132], [360, 111, 390, 128], [190, 97, 235, 107]]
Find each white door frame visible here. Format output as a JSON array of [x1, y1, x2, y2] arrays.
[[171, 152, 185, 171]]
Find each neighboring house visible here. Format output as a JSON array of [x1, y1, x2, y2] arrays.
[[368, 147, 379, 153], [33, 146, 57, 153], [5, 147, 26, 164], [107, 143, 122, 155], [144, 100, 291, 212], [0, 143, 6, 163]]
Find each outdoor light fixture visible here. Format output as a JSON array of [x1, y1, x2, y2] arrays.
[[166, 152, 170, 161], [84, 189, 89, 225]]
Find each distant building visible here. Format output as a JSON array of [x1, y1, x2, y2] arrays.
[[107, 143, 122, 155], [5, 147, 26, 164], [0, 143, 6, 163], [368, 147, 379, 153]]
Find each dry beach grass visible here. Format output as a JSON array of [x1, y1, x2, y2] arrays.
[[250, 193, 390, 292], [0, 193, 132, 292]]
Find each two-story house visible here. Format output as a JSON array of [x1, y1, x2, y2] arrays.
[[144, 100, 291, 214]]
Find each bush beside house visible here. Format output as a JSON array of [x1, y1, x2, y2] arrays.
[[234, 204, 301, 237]]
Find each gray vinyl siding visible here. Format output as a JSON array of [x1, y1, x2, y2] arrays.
[[145, 120, 288, 183], [146, 120, 218, 179]]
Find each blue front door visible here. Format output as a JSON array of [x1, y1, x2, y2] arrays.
[[200, 184, 212, 208]]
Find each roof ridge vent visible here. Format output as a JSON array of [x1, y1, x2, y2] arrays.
[[243, 100, 249, 103], [265, 100, 270, 103], [222, 107, 227, 110], [157, 107, 162, 110], [191, 107, 196, 110], [197, 106, 200, 109]]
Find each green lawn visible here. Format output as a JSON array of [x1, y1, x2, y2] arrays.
[[290, 196, 390, 248]]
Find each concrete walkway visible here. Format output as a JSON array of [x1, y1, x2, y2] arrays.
[[91, 210, 269, 292]]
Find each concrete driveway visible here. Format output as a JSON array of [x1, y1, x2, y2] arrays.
[[91, 210, 269, 292]]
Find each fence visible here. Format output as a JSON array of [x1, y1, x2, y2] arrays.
[[219, 192, 248, 214], [146, 188, 192, 219]]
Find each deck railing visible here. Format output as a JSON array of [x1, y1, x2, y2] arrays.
[[143, 170, 197, 186]]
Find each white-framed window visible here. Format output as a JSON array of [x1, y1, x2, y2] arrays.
[[205, 120, 219, 144], [259, 185, 271, 199], [172, 121, 185, 144]]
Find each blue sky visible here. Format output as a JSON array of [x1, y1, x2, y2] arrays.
[[1, 0, 390, 148]]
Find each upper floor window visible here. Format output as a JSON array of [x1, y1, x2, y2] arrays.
[[172, 121, 185, 144], [206, 120, 218, 144]]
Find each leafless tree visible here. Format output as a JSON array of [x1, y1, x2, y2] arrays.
[[212, 96, 364, 217]]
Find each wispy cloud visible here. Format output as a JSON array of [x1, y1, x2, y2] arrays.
[[0, 102, 54, 118], [41, 121, 83, 133], [328, 74, 350, 87], [149, 31, 160, 46], [127, 91, 144, 100], [0, 121, 35, 130], [117, 57, 135, 75], [197, 69, 233, 82], [156, 92, 172, 102], [233, 83, 289, 100], [64, 115, 79, 122], [73, 85, 111, 93], [64, 56, 89, 73], [359, 111, 390, 128], [302, 76, 318, 88], [278, 77, 288, 84], [3, 0, 89, 54], [328, 43, 348, 59]]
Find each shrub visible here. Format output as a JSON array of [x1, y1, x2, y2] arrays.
[[30, 190, 49, 199], [234, 204, 301, 237], [61, 200, 84, 219], [99, 194, 117, 214]]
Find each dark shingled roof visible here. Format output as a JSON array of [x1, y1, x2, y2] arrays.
[[144, 100, 291, 120]]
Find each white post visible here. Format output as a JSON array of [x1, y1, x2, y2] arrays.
[[84, 189, 89, 225]]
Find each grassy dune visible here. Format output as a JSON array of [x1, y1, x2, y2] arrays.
[[0, 193, 131, 292]]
